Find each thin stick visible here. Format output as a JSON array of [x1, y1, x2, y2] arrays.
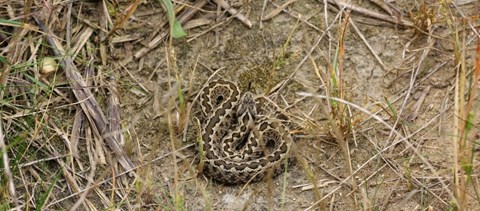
[[322, 0, 413, 27], [385, 35, 434, 148], [348, 17, 388, 70], [0, 118, 19, 209], [262, 0, 299, 21], [132, 0, 208, 60], [369, 0, 401, 18], [268, 1, 322, 32], [213, 0, 253, 28], [272, 10, 342, 96]]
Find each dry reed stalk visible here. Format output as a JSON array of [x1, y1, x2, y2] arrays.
[[35, 18, 135, 173], [323, 0, 413, 27]]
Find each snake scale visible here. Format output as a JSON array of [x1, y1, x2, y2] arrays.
[[198, 79, 293, 184]]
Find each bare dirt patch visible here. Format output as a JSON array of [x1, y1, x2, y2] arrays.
[[1, 0, 480, 210]]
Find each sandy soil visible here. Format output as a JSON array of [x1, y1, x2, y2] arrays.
[[115, 0, 479, 210], [3, 0, 480, 210]]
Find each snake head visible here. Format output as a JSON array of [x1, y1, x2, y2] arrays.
[[237, 92, 257, 118]]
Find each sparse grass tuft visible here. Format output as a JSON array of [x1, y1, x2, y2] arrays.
[[322, 10, 359, 206], [441, 1, 480, 209], [1, 0, 479, 210]]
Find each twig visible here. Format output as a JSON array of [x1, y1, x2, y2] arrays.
[[452, 2, 480, 39], [187, 20, 227, 42], [272, 10, 343, 97], [453, 0, 479, 6], [132, 0, 208, 61], [0, 118, 19, 209], [106, 76, 124, 146], [213, 0, 253, 28], [385, 35, 434, 148], [348, 17, 388, 71], [369, 0, 402, 18], [293, 179, 338, 191], [262, 0, 299, 21], [18, 154, 69, 168], [406, 85, 431, 121], [321, 0, 413, 27], [268, 1, 322, 32], [260, 0, 268, 28]]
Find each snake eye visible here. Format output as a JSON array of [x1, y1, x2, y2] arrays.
[[216, 95, 224, 104], [266, 138, 276, 149]]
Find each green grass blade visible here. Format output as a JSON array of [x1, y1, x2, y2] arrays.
[[159, 0, 187, 39], [35, 170, 61, 211]]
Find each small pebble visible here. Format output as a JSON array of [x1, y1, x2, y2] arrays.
[[40, 57, 57, 76]]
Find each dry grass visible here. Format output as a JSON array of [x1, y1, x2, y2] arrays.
[[1, 0, 480, 210]]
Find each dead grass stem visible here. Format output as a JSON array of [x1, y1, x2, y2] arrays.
[[2, 0, 479, 210]]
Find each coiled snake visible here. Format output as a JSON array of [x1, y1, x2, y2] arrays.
[[198, 79, 292, 184]]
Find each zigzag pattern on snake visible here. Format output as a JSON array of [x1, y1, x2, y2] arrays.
[[198, 79, 293, 184]]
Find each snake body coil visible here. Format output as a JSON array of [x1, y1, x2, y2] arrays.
[[198, 80, 292, 184]]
